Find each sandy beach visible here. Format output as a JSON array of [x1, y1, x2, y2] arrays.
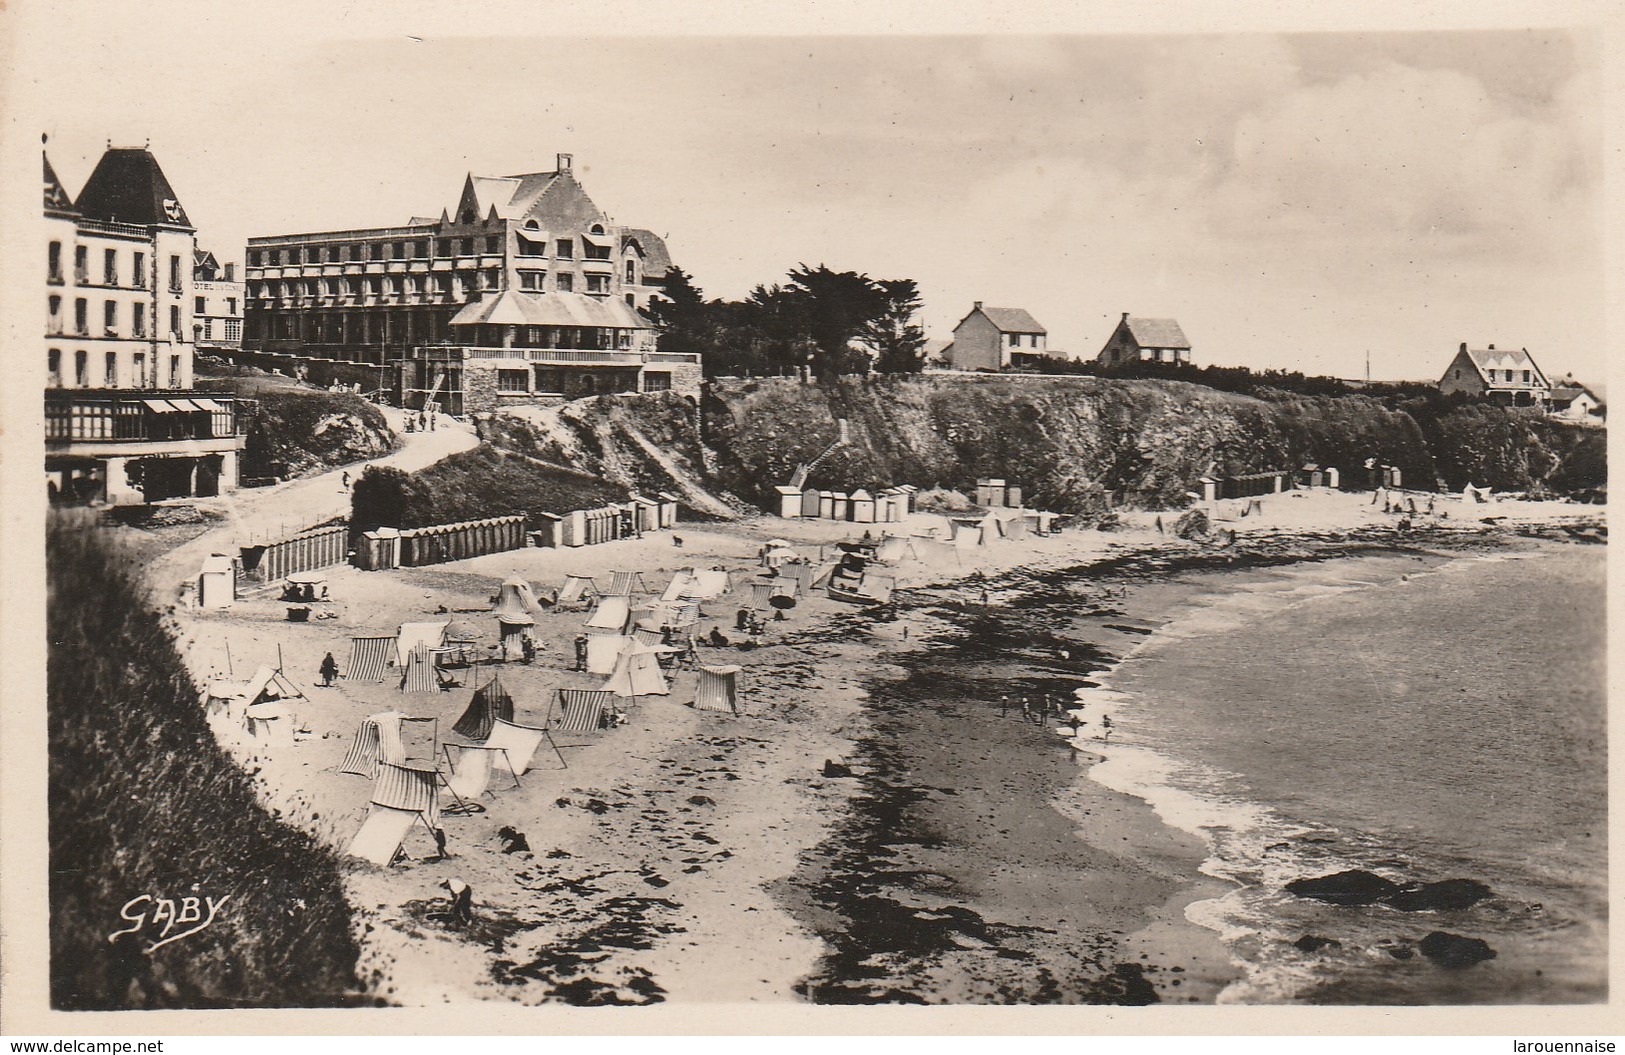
[[155, 472, 1604, 1005]]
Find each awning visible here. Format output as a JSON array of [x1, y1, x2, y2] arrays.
[[142, 399, 180, 413], [191, 397, 225, 412], [167, 398, 203, 412]]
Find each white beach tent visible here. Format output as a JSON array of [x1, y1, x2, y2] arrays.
[[558, 574, 599, 606], [396, 621, 450, 666], [684, 569, 731, 600], [661, 570, 698, 602], [585, 633, 633, 675], [484, 717, 550, 779], [875, 536, 917, 564], [586, 595, 633, 632], [603, 640, 673, 699]]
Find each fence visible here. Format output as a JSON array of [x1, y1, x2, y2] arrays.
[[239, 523, 349, 583]]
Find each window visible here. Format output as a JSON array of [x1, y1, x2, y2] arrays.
[[518, 236, 546, 257], [586, 273, 610, 294], [75, 350, 88, 386], [349, 244, 362, 262], [169, 255, 182, 292], [555, 273, 573, 292], [133, 303, 146, 338], [106, 351, 119, 386], [1008, 333, 1019, 347], [170, 305, 181, 338], [133, 352, 145, 386], [556, 239, 573, 259], [435, 238, 452, 257], [413, 240, 428, 258], [74, 298, 88, 335], [435, 274, 452, 294], [590, 224, 605, 235], [643, 370, 672, 392], [225, 318, 241, 341], [133, 252, 145, 287], [626, 293, 636, 308], [104, 249, 118, 286], [49, 241, 63, 283], [1523, 370, 1531, 383], [227, 297, 237, 314], [195, 295, 206, 314], [74, 246, 89, 283], [203, 318, 214, 339], [626, 260, 637, 284], [497, 369, 528, 393], [104, 301, 117, 334], [370, 243, 384, 261], [523, 219, 540, 231], [249, 249, 262, 267], [520, 270, 546, 291], [170, 355, 181, 387], [49, 349, 61, 385], [458, 237, 473, 255], [485, 235, 501, 254]]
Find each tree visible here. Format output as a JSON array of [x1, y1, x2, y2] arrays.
[[864, 279, 928, 374], [647, 267, 709, 352]]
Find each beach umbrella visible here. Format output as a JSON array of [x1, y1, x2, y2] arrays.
[[769, 595, 796, 610]]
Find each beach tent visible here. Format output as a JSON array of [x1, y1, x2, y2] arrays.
[[747, 580, 777, 610], [396, 621, 450, 666], [371, 760, 441, 828], [200, 679, 249, 724], [585, 633, 632, 675], [979, 512, 1008, 541], [442, 742, 521, 798], [606, 571, 648, 597], [346, 636, 395, 682], [244, 700, 295, 748], [771, 580, 799, 603], [340, 711, 436, 776], [346, 805, 424, 867], [603, 640, 672, 699], [998, 512, 1028, 541], [661, 570, 697, 601], [484, 717, 551, 778], [684, 569, 731, 600], [695, 665, 743, 715], [919, 537, 961, 565], [552, 687, 615, 733], [450, 675, 514, 741], [649, 599, 701, 627], [493, 577, 546, 622], [243, 664, 308, 709], [586, 595, 632, 632], [631, 624, 665, 647], [557, 575, 599, 606], [197, 554, 235, 609], [345, 761, 440, 866], [400, 646, 440, 693], [762, 545, 801, 568], [496, 612, 533, 659]]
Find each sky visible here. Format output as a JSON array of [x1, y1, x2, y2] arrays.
[[17, 4, 1611, 383]]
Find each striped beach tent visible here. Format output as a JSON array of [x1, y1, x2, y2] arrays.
[[400, 645, 439, 693], [553, 688, 614, 733], [606, 571, 647, 597], [450, 675, 514, 741], [695, 665, 743, 715], [484, 717, 551, 778], [346, 635, 395, 682], [747, 580, 777, 610], [493, 577, 545, 622], [586, 595, 632, 632], [791, 563, 818, 595], [340, 711, 409, 777], [557, 575, 598, 606], [631, 624, 664, 647], [371, 760, 441, 828]]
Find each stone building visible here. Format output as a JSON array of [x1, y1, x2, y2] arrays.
[[1095, 313, 1192, 366], [945, 302, 1048, 371], [193, 249, 243, 356], [1437, 343, 1550, 408], [44, 145, 245, 505]]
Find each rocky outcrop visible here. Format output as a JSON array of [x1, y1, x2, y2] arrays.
[[1285, 870, 1401, 906], [1417, 931, 1497, 968]]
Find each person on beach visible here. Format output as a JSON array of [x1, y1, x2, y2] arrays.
[[521, 636, 536, 665], [573, 635, 588, 671], [1020, 696, 1032, 722], [319, 652, 338, 687], [1100, 714, 1113, 741], [341, 470, 350, 490], [1000, 695, 1010, 718]]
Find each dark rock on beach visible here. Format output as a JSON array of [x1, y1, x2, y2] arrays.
[[1285, 870, 1401, 906], [1417, 931, 1497, 969], [1293, 935, 1342, 953], [1385, 879, 1493, 912]]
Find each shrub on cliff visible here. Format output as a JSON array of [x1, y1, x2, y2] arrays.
[[48, 514, 363, 1009]]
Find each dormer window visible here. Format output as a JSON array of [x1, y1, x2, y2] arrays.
[[590, 224, 605, 235], [524, 220, 540, 231]]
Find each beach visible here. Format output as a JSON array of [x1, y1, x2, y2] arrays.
[[157, 481, 1607, 1005]]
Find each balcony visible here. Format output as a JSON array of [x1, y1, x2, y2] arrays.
[[410, 345, 698, 367], [45, 390, 244, 448], [48, 270, 65, 286]]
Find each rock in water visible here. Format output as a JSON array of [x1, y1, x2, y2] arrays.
[[1386, 878, 1493, 912], [1293, 935, 1342, 953], [1418, 931, 1497, 968], [1173, 509, 1211, 540], [1285, 870, 1401, 906]]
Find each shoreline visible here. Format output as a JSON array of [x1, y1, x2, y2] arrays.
[[151, 486, 1602, 1005]]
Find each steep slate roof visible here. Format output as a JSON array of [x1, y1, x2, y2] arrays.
[[74, 147, 193, 228], [1462, 347, 1549, 388], [450, 289, 654, 330], [1123, 317, 1190, 349], [621, 228, 674, 277], [977, 306, 1046, 334], [1550, 385, 1599, 404], [44, 153, 78, 216]]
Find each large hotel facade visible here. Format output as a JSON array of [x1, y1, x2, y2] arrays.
[[244, 154, 701, 416], [45, 146, 245, 505]]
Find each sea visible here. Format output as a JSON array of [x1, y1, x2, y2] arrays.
[[1078, 541, 1608, 1004]]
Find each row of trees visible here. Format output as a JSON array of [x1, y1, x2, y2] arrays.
[[649, 264, 927, 378]]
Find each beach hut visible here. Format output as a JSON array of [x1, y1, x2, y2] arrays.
[[197, 554, 235, 609], [802, 490, 823, 518], [775, 486, 804, 518], [694, 665, 743, 716], [850, 489, 877, 523]]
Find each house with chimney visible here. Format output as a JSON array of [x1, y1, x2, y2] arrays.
[[946, 302, 1047, 372], [1437, 343, 1551, 408], [1546, 374, 1604, 422], [1095, 313, 1192, 366]]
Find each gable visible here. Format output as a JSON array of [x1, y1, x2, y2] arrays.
[[75, 147, 193, 229], [521, 173, 606, 230], [1123, 317, 1189, 349]]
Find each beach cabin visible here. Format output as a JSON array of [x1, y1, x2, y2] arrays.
[[776, 486, 804, 518], [198, 554, 236, 609], [630, 495, 661, 534], [656, 492, 680, 529], [818, 491, 836, 519], [356, 527, 402, 571], [531, 512, 563, 548], [851, 488, 877, 523], [831, 491, 851, 521]]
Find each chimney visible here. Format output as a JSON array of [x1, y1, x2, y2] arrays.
[[557, 153, 573, 172], [1488, 343, 1495, 350], [1460, 342, 1467, 353], [974, 301, 983, 310], [224, 262, 235, 281], [1122, 312, 1130, 321]]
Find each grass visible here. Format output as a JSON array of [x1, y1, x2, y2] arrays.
[[48, 513, 367, 1009]]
